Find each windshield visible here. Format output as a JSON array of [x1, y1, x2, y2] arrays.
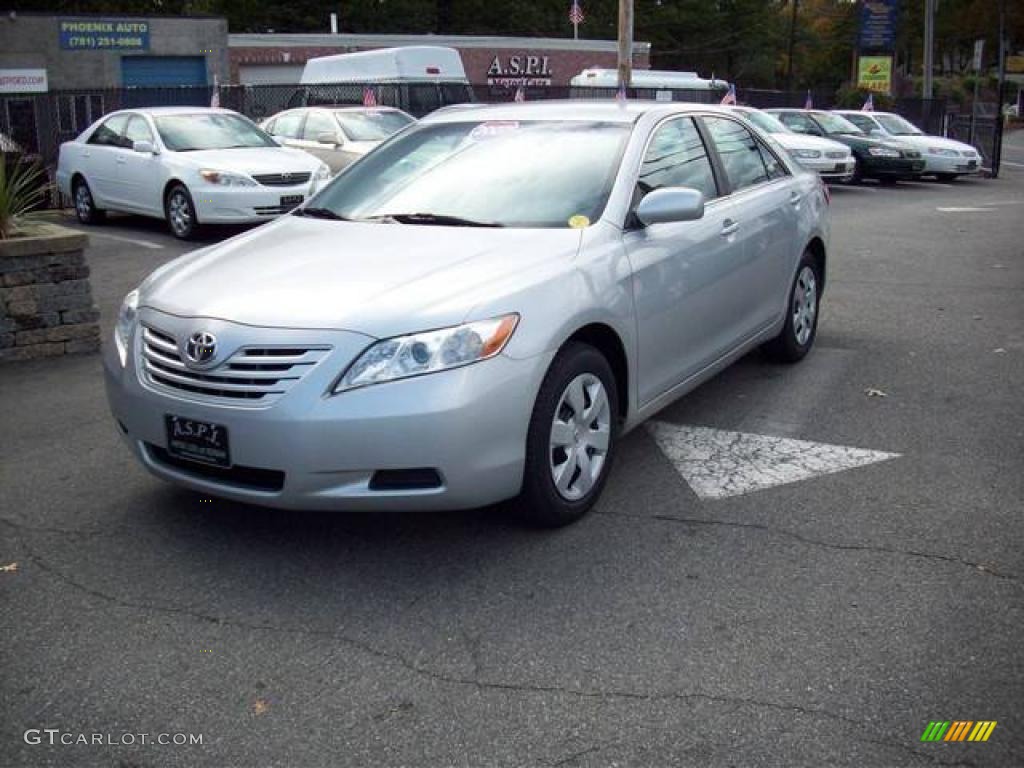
[[813, 112, 864, 135], [875, 114, 923, 136], [309, 120, 630, 228], [154, 114, 278, 152], [741, 110, 790, 135], [335, 110, 415, 142]]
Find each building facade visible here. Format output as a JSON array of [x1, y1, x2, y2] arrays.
[[229, 33, 651, 88]]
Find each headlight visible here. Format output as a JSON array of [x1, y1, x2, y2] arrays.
[[867, 147, 900, 157], [114, 289, 139, 367], [928, 147, 958, 157], [199, 169, 257, 186], [791, 149, 822, 159], [315, 163, 331, 181], [332, 314, 519, 394]]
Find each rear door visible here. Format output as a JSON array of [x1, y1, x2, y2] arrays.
[[81, 113, 130, 206], [622, 115, 741, 403], [701, 115, 799, 338]]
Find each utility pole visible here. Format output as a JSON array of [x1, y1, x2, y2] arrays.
[[923, 0, 935, 98], [617, 0, 633, 92], [786, 0, 799, 90]]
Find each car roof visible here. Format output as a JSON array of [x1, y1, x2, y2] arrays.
[[112, 106, 241, 117], [420, 99, 746, 125]]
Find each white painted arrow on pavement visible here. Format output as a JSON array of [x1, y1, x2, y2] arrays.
[[645, 422, 900, 500]]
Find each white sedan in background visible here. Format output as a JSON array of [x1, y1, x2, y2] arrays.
[[833, 110, 982, 180], [728, 106, 855, 182], [56, 107, 331, 239]]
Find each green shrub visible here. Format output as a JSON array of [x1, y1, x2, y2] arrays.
[[0, 158, 49, 239]]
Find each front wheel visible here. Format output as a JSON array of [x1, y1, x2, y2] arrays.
[[165, 184, 199, 240], [763, 251, 821, 363], [512, 342, 619, 527]]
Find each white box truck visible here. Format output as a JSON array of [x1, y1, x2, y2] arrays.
[[288, 46, 475, 117]]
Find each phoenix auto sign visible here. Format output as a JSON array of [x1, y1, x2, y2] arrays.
[[486, 55, 553, 87]]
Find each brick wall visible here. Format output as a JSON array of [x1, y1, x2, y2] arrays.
[[0, 224, 100, 363]]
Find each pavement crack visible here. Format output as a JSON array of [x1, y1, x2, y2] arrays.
[[635, 513, 1019, 583]]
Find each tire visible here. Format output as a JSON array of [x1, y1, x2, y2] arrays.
[[850, 160, 864, 184], [879, 176, 899, 186], [935, 173, 957, 182], [512, 342, 620, 528], [165, 183, 199, 240], [72, 178, 105, 225], [763, 250, 821, 364]]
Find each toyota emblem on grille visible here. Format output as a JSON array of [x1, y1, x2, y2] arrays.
[[185, 331, 217, 365], [280, 173, 292, 182]]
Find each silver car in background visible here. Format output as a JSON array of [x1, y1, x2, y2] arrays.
[[105, 101, 830, 527], [728, 106, 855, 181], [261, 106, 416, 174]]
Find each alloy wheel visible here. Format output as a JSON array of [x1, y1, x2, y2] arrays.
[[549, 373, 611, 501], [168, 191, 192, 237], [792, 265, 817, 346], [74, 184, 92, 221]]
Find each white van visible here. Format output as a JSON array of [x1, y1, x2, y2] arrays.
[[570, 68, 729, 102], [288, 46, 475, 117]]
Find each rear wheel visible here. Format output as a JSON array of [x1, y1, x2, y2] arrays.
[[72, 178, 105, 225], [512, 342, 619, 527], [763, 250, 821, 363], [165, 184, 199, 240]]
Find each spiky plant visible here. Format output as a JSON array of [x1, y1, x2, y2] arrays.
[[0, 157, 49, 239]]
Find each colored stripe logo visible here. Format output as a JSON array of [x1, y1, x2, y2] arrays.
[[920, 721, 997, 742]]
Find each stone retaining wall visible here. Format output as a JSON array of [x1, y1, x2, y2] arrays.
[[0, 223, 100, 363]]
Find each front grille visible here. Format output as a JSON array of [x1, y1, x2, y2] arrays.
[[254, 204, 297, 216], [825, 150, 847, 159], [146, 444, 285, 492], [252, 172, 311, 187], [140, 326, 329, 404]]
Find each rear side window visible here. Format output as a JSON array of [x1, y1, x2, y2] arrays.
[[638, 117, 718, 201], [88, 114, 130, 147], [703, 116, 769, 192], [756, 140, 787, 180], [303, 112, 337, 141], [270, 111, 303, 139]]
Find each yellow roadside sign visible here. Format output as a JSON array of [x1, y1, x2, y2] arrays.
[[857, 55, 893, 94]]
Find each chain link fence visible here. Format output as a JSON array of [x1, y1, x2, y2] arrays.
[[0, 81, 1003, 209]]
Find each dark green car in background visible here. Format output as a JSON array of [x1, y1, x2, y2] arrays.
[[767, 109, 926, 183]]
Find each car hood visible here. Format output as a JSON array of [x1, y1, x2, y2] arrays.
[[169, 146, 323, 174], [140, 215, 583, 338], [826, 132, 909, 151], [771, 132, 850, 154], [884, 134, 976, 153]]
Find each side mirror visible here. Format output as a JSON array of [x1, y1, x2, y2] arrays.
[[635, 187, 705, 226], [317, 132, 343, 146], [133, 140, 157, 154]]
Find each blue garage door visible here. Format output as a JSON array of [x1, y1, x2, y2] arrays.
[[121, 56, 209, 107]]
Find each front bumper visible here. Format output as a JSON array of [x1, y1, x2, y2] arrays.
[[922, 154, 981, 175], [859, 155, 926, 178], [795, 155, 856, 180], [192, 180, 324, 224], [104, 309, 551, 511]]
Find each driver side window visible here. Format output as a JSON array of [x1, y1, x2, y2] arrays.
[[88, 114, 130, 147], [638, 117, 719, 202]]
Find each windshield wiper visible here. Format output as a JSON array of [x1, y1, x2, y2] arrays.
[[292, 207, 349, 221], [367, 213, 503, 228]]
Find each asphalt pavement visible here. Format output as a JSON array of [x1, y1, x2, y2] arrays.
[[1, 157, 1022, 767]]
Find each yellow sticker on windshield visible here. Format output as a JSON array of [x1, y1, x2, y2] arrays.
[[568, 215, 590, 229]]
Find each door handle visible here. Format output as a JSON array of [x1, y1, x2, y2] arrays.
[[721, 219, 739, 237], [115, 156, 127, 164], [789, 191, 803, 206]]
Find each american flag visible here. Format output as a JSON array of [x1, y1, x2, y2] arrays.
[[720, 84, 737, 105], [363, 87, 377, 107], [569, 0, 584, 25], [210, 75, 220, 108], [514, 85, 526, 102], [804, 90, 813, 110], [862, 92, 874, 111], [616, 83, 627, 102]]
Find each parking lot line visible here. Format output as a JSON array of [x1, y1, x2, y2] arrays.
[[83, 231, 164, 250]]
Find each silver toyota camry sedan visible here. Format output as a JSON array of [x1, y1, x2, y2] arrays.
[[105, 101, 830, 526]]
